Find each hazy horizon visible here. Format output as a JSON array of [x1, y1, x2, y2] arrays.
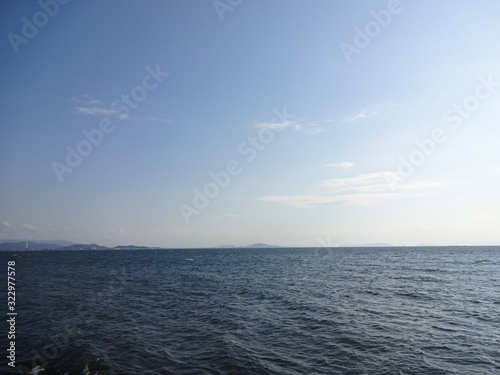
[[2, 238, 499, 249]]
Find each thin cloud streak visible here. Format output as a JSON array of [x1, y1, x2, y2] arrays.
[[70, 94, 103, 106], [255, 120, 301, 131], [254, 119, 324, 134], [257, 192, 427, 208], [76, 106, 128, 119], [341, 110, 378, 123], [326, 162, 354, 169], [257, 171, 444, 208], [74, 96, 171, 123]]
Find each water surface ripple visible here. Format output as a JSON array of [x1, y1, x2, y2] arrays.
[[2, 246, 499, 374]]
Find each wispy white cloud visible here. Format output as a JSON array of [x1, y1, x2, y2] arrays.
[[70, 94, 103, 106], [76, 106, 128, 119], [0, 221, 12, 233], [74, 96, 171, 123], [257, 171, 443, 208], [258, 192, 414, 208], [0, 221, 40, 238], [255, 119, 325, 135], [320, 172, 442, 194], [326, 162, 354, 169], [320, 172, 391, 191], [255, 120, 301, 131], [341, 110, 378, 123], [20, 223, 38, 231]]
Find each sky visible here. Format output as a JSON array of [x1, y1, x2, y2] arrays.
[[1, 0, 500, 248]]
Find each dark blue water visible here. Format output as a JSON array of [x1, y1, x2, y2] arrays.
[[1, 247, 499, 374]]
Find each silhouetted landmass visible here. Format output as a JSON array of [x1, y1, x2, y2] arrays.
[[61, 243, 109, 250], [0, 240, 158, 251], [0, 241, 291, 251]]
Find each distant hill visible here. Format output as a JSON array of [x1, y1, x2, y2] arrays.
[[0, 239, 281, 251], [0, 241, 162, 251], [42, 239, 75, 247], [60, 243, 109, 250]]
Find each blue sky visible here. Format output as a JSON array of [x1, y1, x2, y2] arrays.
[[1, 0, 500, 247]]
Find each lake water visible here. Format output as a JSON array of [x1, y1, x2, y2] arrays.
[[1, 246, 499, 374]]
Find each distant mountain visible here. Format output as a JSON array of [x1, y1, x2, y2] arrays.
[[0, 240, 164, 251], [0, 239, 281, 251], [41, 239, 76, 247]]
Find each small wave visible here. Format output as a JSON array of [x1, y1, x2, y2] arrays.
[[362, 289, 381, 295], [395, 291, 424, 299], [4, 246, 500, 375], [431, 325, 457, 332], [473, 260, 492, 264], [83, 358, 111, 375]]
